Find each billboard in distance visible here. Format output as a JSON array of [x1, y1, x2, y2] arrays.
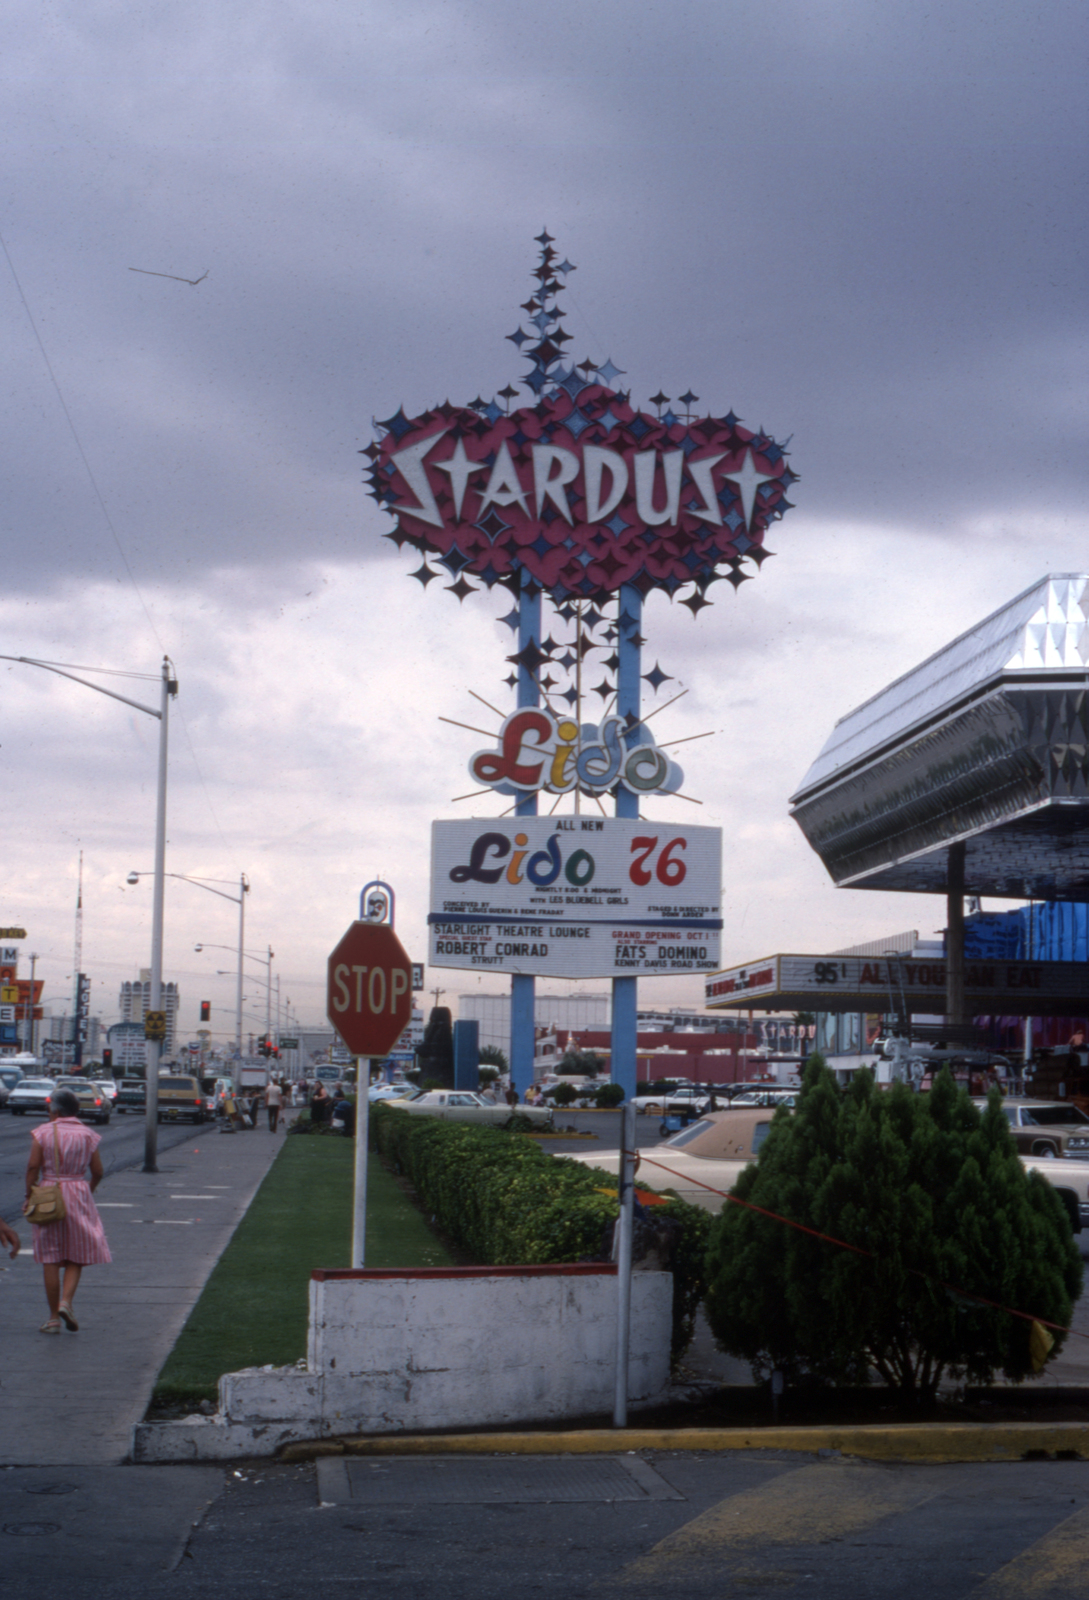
[[429, 818, 722, 979]]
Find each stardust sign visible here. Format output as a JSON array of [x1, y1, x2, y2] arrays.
[[369, 386, 793, 604], [428, 818, 722, 978]]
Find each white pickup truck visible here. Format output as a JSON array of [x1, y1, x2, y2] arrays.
[[564, 1108, 1089, 1232]]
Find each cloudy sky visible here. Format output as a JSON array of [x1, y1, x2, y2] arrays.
[[2, 0, 1086, 1047]]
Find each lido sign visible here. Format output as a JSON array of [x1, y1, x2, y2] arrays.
[[429, 818, 722, 978], [470, 706, 683, 799]]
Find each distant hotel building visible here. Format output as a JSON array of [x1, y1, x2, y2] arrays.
[[119, 970, 179, 1057]]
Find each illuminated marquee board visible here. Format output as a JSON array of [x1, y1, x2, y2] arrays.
[[705, 954, 1089, 1016], [429, 818, 722, 978]]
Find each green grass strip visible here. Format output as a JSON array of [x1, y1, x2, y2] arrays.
[[152, 1137, 454, 1406]]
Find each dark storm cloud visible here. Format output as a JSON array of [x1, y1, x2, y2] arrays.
[[1, 0, 1085, 592]]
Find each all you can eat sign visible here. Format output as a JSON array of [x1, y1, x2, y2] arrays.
[[428, 818, 722, 979]]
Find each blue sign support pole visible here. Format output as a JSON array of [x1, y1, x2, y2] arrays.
[[510, 584, 541, 1100], [612, 583, 642, 1102]]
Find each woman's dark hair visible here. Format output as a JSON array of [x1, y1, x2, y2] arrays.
[[49, 1088, 81, 1118]]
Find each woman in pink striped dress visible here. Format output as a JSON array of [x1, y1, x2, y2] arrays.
[[23, 1087, 112, 1333]]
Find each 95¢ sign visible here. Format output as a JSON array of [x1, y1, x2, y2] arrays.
[[428, 818, 722, 978]]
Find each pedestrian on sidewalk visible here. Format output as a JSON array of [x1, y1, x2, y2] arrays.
[[309, 1081, 332, 1125], [265, 1078, 284, 1132], [22, 1087, 111, 1334]]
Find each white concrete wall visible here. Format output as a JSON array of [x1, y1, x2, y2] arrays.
[[304, 1266, 671, 1433], [133, 1265, 672, 1461]]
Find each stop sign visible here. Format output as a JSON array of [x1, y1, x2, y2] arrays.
[[327, 921, 413, 1058]]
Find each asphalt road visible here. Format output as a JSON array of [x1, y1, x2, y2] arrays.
[[0, 1107, 205, 1227], [5, 1452, 1089, 1600]]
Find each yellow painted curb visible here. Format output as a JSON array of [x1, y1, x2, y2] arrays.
[[279, 1421, 1089, 1465]]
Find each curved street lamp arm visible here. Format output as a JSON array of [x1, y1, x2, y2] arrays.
[[132, 872, 244, 906], [0, 654, 167, 718]]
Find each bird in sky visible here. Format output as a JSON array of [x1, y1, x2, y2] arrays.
[[128, 267, 208, 285]]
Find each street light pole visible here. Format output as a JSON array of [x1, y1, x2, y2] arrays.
[[264, 946, 274, 1041], [0, 651, 178, 1171], [144, 658, 173, 1171], [236, 880, 248, 1055], [132, 870, 249, 1137]]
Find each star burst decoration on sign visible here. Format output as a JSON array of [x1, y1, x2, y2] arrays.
[[364, 235, 798, 613]]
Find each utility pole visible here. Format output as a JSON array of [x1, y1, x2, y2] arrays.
[[27, 952, 38, 1057], [72, 850, 83, 1068]]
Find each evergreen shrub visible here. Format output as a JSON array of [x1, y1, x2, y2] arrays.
[[704, 1058, 1083, 1401], [373, 1104, 711, 1364]]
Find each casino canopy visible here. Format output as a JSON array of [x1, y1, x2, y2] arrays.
[[790, 575, 1089, 899]]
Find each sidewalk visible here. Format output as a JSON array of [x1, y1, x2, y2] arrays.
[[0, 1124, 285, 1466]]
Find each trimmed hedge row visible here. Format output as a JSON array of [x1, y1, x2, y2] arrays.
[[373, 1104, 711, 1365]]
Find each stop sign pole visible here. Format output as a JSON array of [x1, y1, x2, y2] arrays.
[[327, 908, 412, 1268]]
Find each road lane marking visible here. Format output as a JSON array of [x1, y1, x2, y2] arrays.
[[170, 1195, 218, 1200], [610, 1461, 936, 1586], [975, 1506, 1089, 1596]]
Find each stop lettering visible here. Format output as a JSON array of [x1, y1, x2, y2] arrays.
[[326, 921, 413, 1058]]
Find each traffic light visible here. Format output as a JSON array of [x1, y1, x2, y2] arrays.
[[102, 1049, 113, 1071], [200, 1000, 211, 1022], [258, 1036, 271, 1058]]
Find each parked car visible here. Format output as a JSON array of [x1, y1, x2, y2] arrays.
[[384, 1089, 553, 1127], [88, 1075, 118, 1103], [115, 1079, 148, 1113], [1022, 1154, 1089, 1234], [369, 1081, 416, 1103], [564, 1105, 1089, 1231], [563, 1108, 775, 1209], [630, 1085, 712, 1117], [54, 1077, 111, 1125], [971, 1098, 1089, 1159], [7, 1076, 58, 1117]]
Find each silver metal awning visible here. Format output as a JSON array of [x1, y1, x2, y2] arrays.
[[790, 574, 1089, 898]]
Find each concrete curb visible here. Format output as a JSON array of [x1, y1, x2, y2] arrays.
[[279, 1421, 1089, 1465]]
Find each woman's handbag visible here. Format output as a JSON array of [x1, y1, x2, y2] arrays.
[[25, 1123, 68, 1226]]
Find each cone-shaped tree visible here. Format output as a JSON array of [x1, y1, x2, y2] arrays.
[[704, 1059, 1083, 1401]]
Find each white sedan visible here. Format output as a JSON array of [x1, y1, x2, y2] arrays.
[[383, 1089, 554, 1127], [7, 1077, 58, 1117], [629, 1085, 712, 1117], [369, 1081, 417, 1103], [561, 1108, 778, 1211]]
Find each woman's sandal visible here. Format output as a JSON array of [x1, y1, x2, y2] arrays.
[[39, 1319, 61, 1334], [58, 1303, 79, 1331]]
